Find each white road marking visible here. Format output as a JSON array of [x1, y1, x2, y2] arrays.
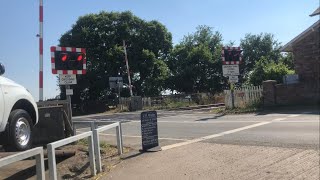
[[162, 118, 288, 151], [73, 116, 99, 120], [274, 121, 319, 123], [129, 120, 268, 123], [99, 133, 188, 141], [76, 127, 91, 131], [76, 130, 188, 141], [75, 119, 317, 133], [272, 118, 287, 122], [74, 113, 316, 151], [287, 114, 300, 118]]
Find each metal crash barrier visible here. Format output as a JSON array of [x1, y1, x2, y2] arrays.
[[93, 122, 123, 173], [73, 120, 123, 173], [0, 147, 45, 180], [0, 121, 123, 180], [72, 120, 102, 135], [47, 131, 96, 180]]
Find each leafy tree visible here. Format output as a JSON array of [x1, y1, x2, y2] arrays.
[[167, 25, 224, 93], [58, 11, 172, 103], [140, 49, 169, 96], [240, 33, 281, 77], [279, 52, 294, 69], [247, 57, 295, 86]]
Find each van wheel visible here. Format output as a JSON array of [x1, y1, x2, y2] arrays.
[[3, 109, 33, 151]]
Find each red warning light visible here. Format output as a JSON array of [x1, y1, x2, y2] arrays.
[[61, 54, 68, 62], [77, 54, 84, 61]]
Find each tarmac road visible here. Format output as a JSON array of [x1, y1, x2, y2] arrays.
[[74, 107, 319, 150], [73, 107, 319, 180], [0, 106, 318, 179]]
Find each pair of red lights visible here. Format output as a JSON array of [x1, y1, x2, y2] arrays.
[[60, 53, 84, 62]]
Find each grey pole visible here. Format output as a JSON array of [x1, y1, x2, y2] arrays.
[[93, 129, 102, 173], [66, 85, 72, 119], [116, 122, 123, 155], [35, 151, 45, 180], [47, 144, 57, 180], [88, 135, 97, 176]]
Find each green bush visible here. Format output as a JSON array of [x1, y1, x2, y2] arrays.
[[247, 57, 294, 85], [264, 62, 294, 83]]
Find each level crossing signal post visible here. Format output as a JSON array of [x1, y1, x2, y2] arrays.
[[50, 46, 87, 119], [221, 47, 243, 109]]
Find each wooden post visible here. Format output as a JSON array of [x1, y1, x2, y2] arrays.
[[230, 83, 235, 109], [123, 40, 133, 97]]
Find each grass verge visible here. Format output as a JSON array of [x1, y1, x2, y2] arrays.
[[211, 106, 260, 114]]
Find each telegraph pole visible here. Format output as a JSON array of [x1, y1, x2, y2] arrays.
[[123, 40, 133, 97]]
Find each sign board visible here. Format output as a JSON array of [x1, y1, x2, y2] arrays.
[[222, 65, 240, 76], [229, 76, 239, 83], [50, 46, 87, 75], [109, 77, 123, 89], [66, 89, 73, 96], [221, 47, 242, 65], [141, 111, 159, 151], [283, 74, 299, 85], [59, 74, 77, 85]]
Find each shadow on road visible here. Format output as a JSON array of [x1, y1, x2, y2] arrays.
[[195, 113, 226, 121], [3, 158, 69, 180], [254, 105, 319, 116], [120, 151, 144, 160]]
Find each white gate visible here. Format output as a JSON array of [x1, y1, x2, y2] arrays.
[[224, 86, 263, 108]]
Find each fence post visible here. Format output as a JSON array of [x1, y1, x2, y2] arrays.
[[116, 122, 123, 155], [93, 129, 102, 173], [48, 144, 57, 180], [73, 124, 77, 136], [90, 121, 96, 131], [231, 83, 235, 109], [88, 135, 97, 176], [245, 87, 249, 105], [35, 150, 45, 180]]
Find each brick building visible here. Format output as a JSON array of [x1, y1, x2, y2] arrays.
[[263, 8, 320, 105]]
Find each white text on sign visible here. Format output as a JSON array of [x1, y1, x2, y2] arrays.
[[222, 65, 240, 76], [59, 74, 77, 85], [229, 76, 239, 83]]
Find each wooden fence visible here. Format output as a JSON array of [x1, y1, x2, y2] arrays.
[[119, 97, 152, 110], [119, 93, 224, 110], [224, 86, 263, 108]]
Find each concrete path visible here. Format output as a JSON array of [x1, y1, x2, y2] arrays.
[[103, 142, 319, 180]]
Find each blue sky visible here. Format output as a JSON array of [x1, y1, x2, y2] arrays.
[[0, 0, 318, 101]]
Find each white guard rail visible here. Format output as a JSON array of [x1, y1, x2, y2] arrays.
[[93, 122, 123, 173], [72, 120, 114, 135], [0, 147, 45, 180], [47, 131, 96, 180]]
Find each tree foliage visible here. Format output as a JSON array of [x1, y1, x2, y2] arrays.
[[247, 57, 295, 86], [167, 25, 224, 93], [56, 10, 296, 108], [58, 11, 172, 103], [240, 33, 282, 76], [279, 52, 294, 69]]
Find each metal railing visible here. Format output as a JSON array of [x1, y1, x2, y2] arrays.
[[93, 122, 123, 173], [72, 120, 123, 173], [72, 120, 101, 135], [0, 121, 124, 180], [47, 131, 96, 180], [0, 147, 45, 180]]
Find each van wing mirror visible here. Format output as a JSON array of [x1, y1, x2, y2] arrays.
[[0, 63, 5, 75]]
